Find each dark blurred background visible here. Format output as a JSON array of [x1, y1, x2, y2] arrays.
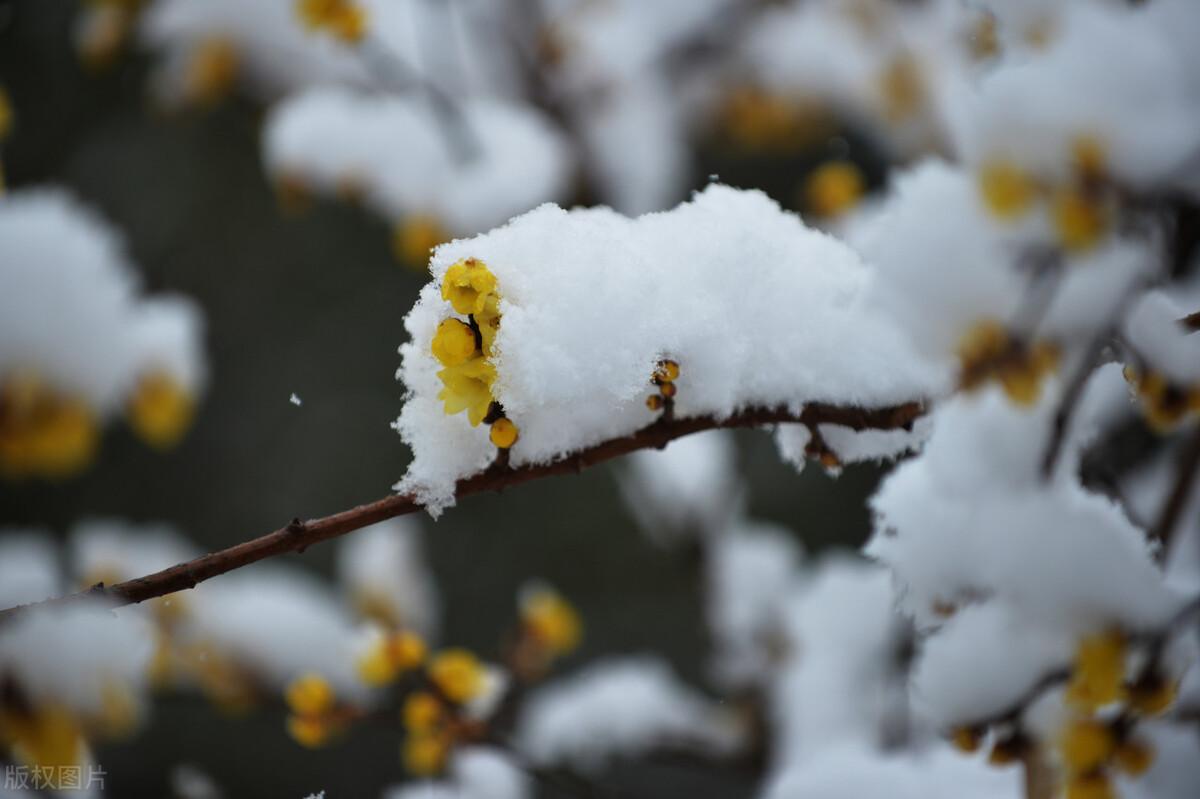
[[0, 1, 887, 795]]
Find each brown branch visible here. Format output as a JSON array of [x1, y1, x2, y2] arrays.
[[1150, 423, 1200, 557], [0, 401, 924, 619]]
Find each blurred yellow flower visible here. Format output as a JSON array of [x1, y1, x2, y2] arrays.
[[296, 0, 368, 43], [128, 370, 195, 450], [521, 586, 582, 657], [804, 161, 865, 219], [428, 648, 485, 704], [1064, 630, 1125, 712]]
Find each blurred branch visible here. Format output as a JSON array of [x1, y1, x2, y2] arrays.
[[0, 400, 924, 618], [1149, 423, 1200, 556]]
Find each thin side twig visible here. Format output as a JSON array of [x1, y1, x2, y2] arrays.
[[0, 400, 924, 619]]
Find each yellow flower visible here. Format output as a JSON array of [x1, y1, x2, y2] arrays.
[[803, 161, 865, 219], [719, 87, 830, 152], [1065, 773, 1116, 799], [879, 54, 924, 123], [1113, 738, 1155, 776], [1059, 718, 1116, 775], [402, 692, 443, 733], [183, 37, 238, 107], [285, 673, 335, 717], [403, 730, 449, 776], [1052, 186, 1109, 252], [428, 648, 485, 704], [431, 319, 478, 368], [357, 630, 427, 687], [441, 258, 498, 317], [437, 356, 496, 427], [1, 704, 86, 771], [296, 0, 368, 43], [128, 370, 195, 450], [393, 215, 446, 267], [287, 714, 334, 748], [0, 371, 98, 479], [489, 418, 519, 449], [1065, 630, 1126, 712], [955, 321, 1058, 406], [1123, 367, 1195, 432], [978, 160, 1039, 220], [475, 294, 502, 354], [1071, 136, 1107, 183], [521, 586, 582, 657]]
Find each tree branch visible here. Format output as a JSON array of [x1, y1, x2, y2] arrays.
[[0, 400, 923, 619]]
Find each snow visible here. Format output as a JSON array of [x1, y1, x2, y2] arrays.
[[263, 87, 573, 235], [384, 747, 529, 799], [396, 184, 942, 512], [0, 188, 206, 413], [516, 656, 741, 772], [335, 518, 439, 638]]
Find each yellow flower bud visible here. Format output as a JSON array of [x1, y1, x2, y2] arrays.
[[402, 692, 443, 733], [1052, 187, 1108, 252], [1065, 630, 1126, 712], [387, 630, 428, 671], [804, 161, 865, 219], [646, 394, 664, 411], [403, 731, 449, 776], [392, 215, 445, 267], [285, 673, 335, 717], [0, 372, 99, 479], [428, 648, 484, 704], [654, 360, 680, 383], [1059, 719, 1116, 775], [128, 371, 195, 450], [978, 160, 1039, 220], [287, 714, 333, 748], [184, 37, 239, 107], [296, 0, 368, 43], [431, 319, 478, 368], [2, 704, 86, 770], [441, 258, 499, 317], [489, 417, 519, 449], [521, 587, 582, 657]]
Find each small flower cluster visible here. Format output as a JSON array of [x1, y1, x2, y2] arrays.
[[644, 359, 680, 416], [956, 319, 1059, 407], [510, 583, 583, 682], [1055, 631, 1177, 799], [0, 189, 206, 479], [433, 258, 518, 450], [977, 135, 1113, 254]]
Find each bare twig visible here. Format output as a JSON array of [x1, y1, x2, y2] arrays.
[[1149, 423, 1200, 557], [0, 401, 923, 619]]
